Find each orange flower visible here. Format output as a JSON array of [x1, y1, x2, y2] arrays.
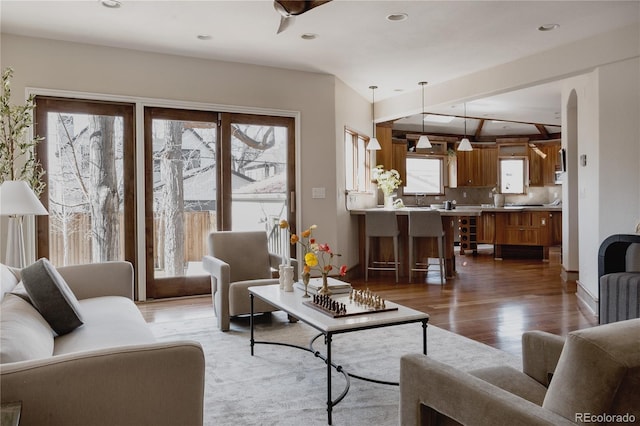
[[290, 234, 299, 244], [303, 265, 311, 274], [279, 219, 289, 229], [301, 228, 311, 238]]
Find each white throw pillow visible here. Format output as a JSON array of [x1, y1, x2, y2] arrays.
[[0, 294, 55, 363]]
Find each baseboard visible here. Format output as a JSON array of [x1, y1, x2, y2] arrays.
[[561, 267, 579, 282], [576, 280, 598, 316]]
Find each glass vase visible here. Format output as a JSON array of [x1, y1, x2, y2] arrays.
[[302, 273, 311, 298]]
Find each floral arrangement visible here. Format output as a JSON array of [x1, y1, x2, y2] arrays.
[[279, 220, 347, 280], [373, 165, 401, 196]]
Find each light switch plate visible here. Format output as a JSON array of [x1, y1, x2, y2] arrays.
[[312, 187, 326, 199]]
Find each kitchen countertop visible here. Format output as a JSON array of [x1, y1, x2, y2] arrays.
[[349, 204, 562, 215]]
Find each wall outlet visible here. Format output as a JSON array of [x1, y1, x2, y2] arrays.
[[463, 192, 467, 198], [434, 196, 440, 200]]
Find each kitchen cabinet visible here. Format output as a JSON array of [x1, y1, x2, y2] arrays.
[[375, 124, 407, 183], [477, 212, 496, 244], [529, 142, 561, 186], [549, 211, 562, 246], [495, 210, 554, 260], [391, 139, 407, 183], [456, 145, 498, 187]]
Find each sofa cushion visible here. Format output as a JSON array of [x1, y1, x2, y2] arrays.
[[542, 318, 640, 422], [0, 294, 54, 363], [53, 296, 155, 355], [0, 263, 20, 302], [469, 365, 548, 406], [21, 258, 84, 336]]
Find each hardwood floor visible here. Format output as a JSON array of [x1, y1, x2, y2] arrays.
[[138, 246, 598, 357]]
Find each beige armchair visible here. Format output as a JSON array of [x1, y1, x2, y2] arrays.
[[400, 318, 640, 425], [202, 230, 297, 331]]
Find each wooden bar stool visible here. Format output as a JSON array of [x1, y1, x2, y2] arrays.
[[408, 210, 445, 285], [365, 210, 399, 283]]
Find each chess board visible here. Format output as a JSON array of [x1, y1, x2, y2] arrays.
[[303, 294, 398, 318]]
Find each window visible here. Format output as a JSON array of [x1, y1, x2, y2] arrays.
[[345, 128, 371, 192], [403, 154, 444, 195], [499, 157, 526, 194], [34, 97, 136, 272]]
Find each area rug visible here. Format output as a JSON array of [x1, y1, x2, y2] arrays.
[[149, 312, 520, 426]]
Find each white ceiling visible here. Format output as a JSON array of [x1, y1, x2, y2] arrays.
[[2, 0, 638, 137]]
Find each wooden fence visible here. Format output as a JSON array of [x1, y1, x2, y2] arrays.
[[49, 211, 217, 267]]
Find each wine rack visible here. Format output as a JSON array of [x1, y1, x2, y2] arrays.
[[459, 216, 477, 255]]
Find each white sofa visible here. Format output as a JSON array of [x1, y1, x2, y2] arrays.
[[0, 261, 205, 426]]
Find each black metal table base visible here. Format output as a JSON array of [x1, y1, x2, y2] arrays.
[[249, 293, 428, 425]]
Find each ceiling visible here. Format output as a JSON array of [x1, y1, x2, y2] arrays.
[[1, 1, 638, 138]]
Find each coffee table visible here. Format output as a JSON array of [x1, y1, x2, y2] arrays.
[[249, 285, 429, 425]]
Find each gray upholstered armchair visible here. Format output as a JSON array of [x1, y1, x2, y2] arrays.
[[400, 318, 640, 425], [202, 230, 297, 331], [598, 234, 640, 324]]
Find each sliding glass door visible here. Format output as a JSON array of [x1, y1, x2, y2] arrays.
[[144, 109, 295, 298]]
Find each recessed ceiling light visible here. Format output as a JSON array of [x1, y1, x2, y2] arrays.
[[538, 23, 559, 32], [197, 34, 212, 41], [386, 13, 408, 22], [301, 33, 318, 40], [100, 0, 121, 9]]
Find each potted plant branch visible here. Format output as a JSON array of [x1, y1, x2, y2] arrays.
[[0, 67, 46, 195]]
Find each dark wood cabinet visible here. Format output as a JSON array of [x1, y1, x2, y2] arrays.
[[529, 142, 561, 186], [456, 145, 497, 187], [549, 211, 562, 246], [477, 212, 496, 244], [494, 210, 556, 260], [495, 211, 551, 246]]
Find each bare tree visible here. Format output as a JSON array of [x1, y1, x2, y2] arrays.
[[88, 115, 120, 262], [161, 120, 185, 276]]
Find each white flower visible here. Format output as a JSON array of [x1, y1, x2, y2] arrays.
[[374, 165, 402, 196]]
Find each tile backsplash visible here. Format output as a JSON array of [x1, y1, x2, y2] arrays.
[[397, 186, 562, 207]]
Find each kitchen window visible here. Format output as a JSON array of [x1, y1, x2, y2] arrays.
[[499, 157, 527, 194], [345, 128, 371, 192], [403, 154, 444, 195]]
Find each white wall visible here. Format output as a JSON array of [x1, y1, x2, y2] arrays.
[[1, 34, 369, 291], [561, 58, 640, 305], [334, 78, 372, 269]]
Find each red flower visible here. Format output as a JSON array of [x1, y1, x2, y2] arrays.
[[318, 243, 331, 253], [339, 265, 347, 276]]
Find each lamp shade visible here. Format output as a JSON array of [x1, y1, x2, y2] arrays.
[[0, 181, 48, 216], [457, 138, 473, 152], [367, 137, 381, 151], [416, 135, 432, 149]]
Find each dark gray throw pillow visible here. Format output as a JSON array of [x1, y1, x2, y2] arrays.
[[21, 258, 84, 335]]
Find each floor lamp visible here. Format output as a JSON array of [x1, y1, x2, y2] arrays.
[[0, 180, 48, 268]]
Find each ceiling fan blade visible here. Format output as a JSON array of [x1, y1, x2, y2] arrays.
[[276, 15, 294, 34], [274, 0, 332, 16]]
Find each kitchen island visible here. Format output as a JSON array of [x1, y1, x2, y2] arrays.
[[350, 205, 562, 279]]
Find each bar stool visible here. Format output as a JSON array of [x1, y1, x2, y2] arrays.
[[365, 210, 399, 283], [408, 210, 445, 285]]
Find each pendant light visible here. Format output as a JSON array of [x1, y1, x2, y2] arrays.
[[366, 85, 381, 151], [416, 81, 432, 149], [457, 102, 473, 151]]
